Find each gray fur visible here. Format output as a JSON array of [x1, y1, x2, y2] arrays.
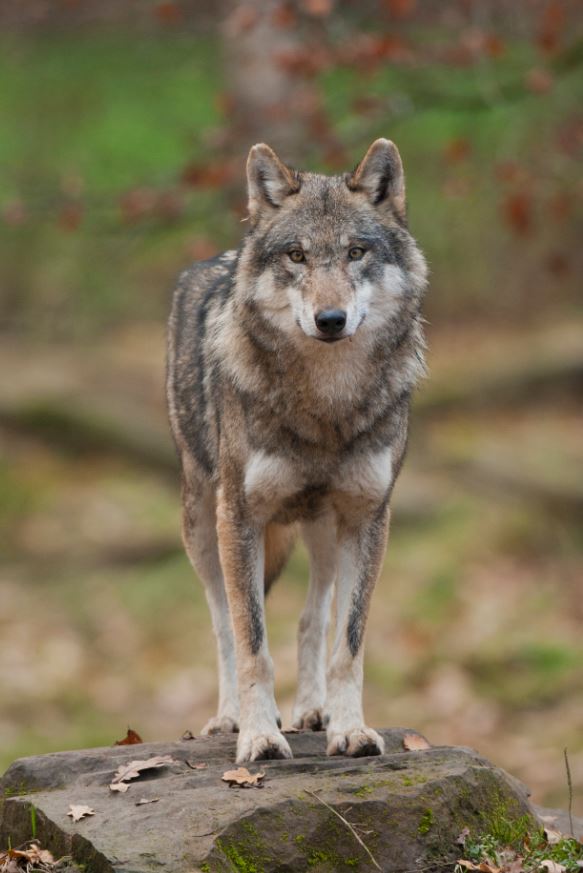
[[166, 140, 428, 762]]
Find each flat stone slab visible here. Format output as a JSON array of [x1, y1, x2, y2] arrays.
[[0, 728, 572, 872]]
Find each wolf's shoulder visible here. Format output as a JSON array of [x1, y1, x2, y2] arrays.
[[175, 249, 239, 303]]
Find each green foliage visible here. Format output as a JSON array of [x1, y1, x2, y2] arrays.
[[418, 809, 434, 835], [458, 823, 583, 873]]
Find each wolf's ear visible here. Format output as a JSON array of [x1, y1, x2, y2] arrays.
[[347, 139, 406, 222], [246, 144, 300, 219]]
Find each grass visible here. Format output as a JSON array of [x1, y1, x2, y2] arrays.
[[457, 818, 583, 872]]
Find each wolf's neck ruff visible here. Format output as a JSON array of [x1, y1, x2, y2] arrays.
[[166, 139, 428, 764]]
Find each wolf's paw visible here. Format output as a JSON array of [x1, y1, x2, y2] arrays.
[[292, 708, 327, 731], [326, 726, 385, 758], [236, 731, 293, 763], [201, 715, 239, 736]]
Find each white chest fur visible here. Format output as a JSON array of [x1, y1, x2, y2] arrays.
[[244, 446, 393, 523]]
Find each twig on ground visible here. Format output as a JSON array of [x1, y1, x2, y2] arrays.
[[304, 788, 382, 871], [564, 747, 574, 837]]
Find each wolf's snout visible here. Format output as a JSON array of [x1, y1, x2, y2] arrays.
[[315, 309, 347, 336]]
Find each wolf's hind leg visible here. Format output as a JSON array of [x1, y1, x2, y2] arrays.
[[182, 473, 239, 734], [325, 505, 390, 757], [292, 515, 337, 730]]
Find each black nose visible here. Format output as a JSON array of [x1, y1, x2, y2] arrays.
[[315, 309, 347, 336]]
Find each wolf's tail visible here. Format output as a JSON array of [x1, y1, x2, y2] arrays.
[[264, 523, 297, 594]]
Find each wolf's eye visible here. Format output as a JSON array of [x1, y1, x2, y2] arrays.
[[288, 249, 306, 264], [348, 246, 366, 261]]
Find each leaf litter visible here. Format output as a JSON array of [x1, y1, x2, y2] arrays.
[[0, 842, 70, 872]]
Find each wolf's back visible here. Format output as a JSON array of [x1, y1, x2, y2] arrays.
[[166, 251, 237, 478]]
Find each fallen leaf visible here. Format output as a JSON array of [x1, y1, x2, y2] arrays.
[[180, 729, 195, 741], [540, 862, 566, 873], [109, 782, 130, 793], [456, 826, 470, 845], [67, 804, 95, 822], [186, 760, 207, 770], [544, 827, 564, 845], [456, 862, 500, 873], [505, 859, 525, 873], [110, 755, 175, 792], [135, 798, 160, 805], [403, 733, 431, 751], [222, 767, 265, 788], [114, 728, 143, 746]]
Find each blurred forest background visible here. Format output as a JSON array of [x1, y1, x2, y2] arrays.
[[0, 0, 581, 815]]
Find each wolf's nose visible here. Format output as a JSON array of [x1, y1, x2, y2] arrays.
[[315, 309, 347, 335]]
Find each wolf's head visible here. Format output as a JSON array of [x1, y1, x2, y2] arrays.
[[238, 139, 427, 348]]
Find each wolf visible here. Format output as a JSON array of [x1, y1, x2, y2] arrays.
[[166, 139, 427, 763]]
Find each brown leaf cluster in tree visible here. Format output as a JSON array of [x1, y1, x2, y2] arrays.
[[402, 732, 431, 751], [109, 755, 175, 792], [154, 2, 183, 26], [444, 137, 472, 164], [114, 728, 143, 746], [537, 0, 565, 54], [222, 766, 265, 788], [180, 160, 236, 190], [502, 191, 533, 237], [119, 187, 184, 224], [383, 0, 416, 19]]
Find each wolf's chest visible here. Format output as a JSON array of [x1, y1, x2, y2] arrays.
[[243, 447, 393, 525]]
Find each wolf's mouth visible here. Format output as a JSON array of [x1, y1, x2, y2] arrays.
[[316, 335, 345, 343]]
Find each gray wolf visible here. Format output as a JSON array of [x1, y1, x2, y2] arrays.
[[166, 139, 428, 762]]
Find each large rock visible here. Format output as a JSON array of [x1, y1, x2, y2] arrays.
[[0, 729, 564, 872]]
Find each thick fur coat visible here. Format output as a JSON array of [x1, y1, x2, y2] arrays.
[[167, 139, 428, 762]]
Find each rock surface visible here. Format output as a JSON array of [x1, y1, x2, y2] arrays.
[[0, 729, 577, 873]]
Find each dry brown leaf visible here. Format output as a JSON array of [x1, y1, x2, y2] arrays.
[[180, 730, 195, 741], [114, 728, 143, 746], [544, 827, 564, 845], [186, 760, 207, 770], [135, 798, 160, 806], [403, 732, 431, 751], [222, 767, 265, 788], [67, 804, 95, 822], [0, 843, 56, 870], [109, 754, 174, 792], [456, 862, 500, 873], [540, 862, 566, 873], [456, 826, 471, 845], [109, 782, 130, 793]]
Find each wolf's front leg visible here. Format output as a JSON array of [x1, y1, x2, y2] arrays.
[[326, 505, 390, 757], [292, 515, 337, 730], [216, 488, 292, 763]]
